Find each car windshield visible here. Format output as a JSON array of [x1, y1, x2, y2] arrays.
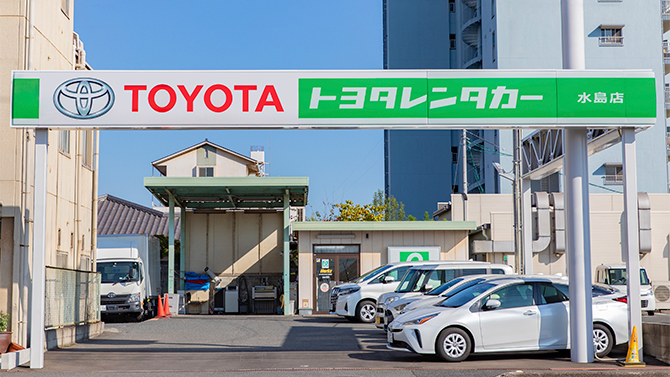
[[97, 261, 140, 283], [606, 268, 650, 286], [439, 282, 496, 308], [427, 277, 465, 295], [396, 269, 442, 293], [396, 269, 422, 292], [352, 265, 392, 283], [440, 278, 487, 298]]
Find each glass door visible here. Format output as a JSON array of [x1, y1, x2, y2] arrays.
[[313, 246, 360, 313]]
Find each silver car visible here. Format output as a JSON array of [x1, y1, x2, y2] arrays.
[[387, 275, 629, 362]]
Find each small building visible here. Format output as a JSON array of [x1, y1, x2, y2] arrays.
[[292, 221, 476, 315]]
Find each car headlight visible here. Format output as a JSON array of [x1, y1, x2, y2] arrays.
[[128, 293, 141, 303], [338, 287, 360, 296], [393, 302, 410, 312], [384, 296, 398, 305], [402, 313, 438, 326]]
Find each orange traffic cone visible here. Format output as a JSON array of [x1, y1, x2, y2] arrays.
[[156, 295, 165, 319], [162, 294, 172, 318], [618, 326, 646, 367]]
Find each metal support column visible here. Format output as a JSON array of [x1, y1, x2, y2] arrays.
[[461, 129, 468, 220], [564, 128, 594, 363], [168, 195, 175, 294], [562, 0, 593, 363], [513, 129, 523, 273], [522, 177, 533, 275], [283, 190, 290, 315], [30, 129, 47, 369], [180, 205, 186, 291], [622, 127, 643, 361]]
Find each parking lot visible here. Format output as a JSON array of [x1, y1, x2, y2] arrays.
[[8, 314, 669, 376]]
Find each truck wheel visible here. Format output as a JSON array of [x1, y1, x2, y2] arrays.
[[355, 300, 376, 323]]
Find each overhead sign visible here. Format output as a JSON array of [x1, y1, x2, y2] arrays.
[[11, 70, 656, 129], [388, 246, 441, 263]]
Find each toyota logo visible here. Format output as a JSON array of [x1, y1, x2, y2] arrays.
[[53, 78, 114, 119], [107, 292, 116, 298]]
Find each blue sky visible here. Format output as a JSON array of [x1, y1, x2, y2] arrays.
[[74, 0, 384, 217]]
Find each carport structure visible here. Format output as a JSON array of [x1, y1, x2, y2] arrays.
[[144, 176, 308, 310]]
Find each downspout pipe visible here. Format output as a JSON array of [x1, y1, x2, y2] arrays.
[[531, 192, 552, 253]]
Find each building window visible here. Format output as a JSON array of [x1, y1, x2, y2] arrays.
[[492, 31, 496, 62], [81, 235, 85, 250], [59, 130, 70, 156], [599, 26, 623, 46], [451, 147, 459, 164], [70, 232, 74, 251], [57, 229, 61, 246], [61, 0, 70, 18], [81, 130, 93, 168], [604, 164, 623, 185], [491, 0, 495, 18], [450, 34, 456, 50], [198, 167, 214, 177], [449, 0, 455, 12]]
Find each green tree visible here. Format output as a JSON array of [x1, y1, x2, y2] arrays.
[[155, 234, 180, 259], [372, 189, 406, 221], [423, 211, 434, 221], [335, 200, 384, 221]]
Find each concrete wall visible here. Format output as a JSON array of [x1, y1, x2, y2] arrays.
[[450, 193, 670, 282], [0, 0, 98, 346], [185, 211, 284, 287], [296, 229, 469, 312]]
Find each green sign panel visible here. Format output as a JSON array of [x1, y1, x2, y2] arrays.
[[298, 76, 655, 123], [399, 251, 430, 262]]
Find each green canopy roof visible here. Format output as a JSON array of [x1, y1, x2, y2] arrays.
[[144, 177, 309, 209]]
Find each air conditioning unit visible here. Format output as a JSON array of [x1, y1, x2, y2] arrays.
[[652, 281, 670, 310]]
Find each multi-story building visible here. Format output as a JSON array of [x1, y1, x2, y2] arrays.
[[0, 1, 100, 347], [384, 0, 668, 217]]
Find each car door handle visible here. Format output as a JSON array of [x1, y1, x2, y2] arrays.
[[523, 310, 537, 316]]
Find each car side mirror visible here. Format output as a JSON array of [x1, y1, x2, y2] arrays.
[[484, 299, 501, 310], [383, 276, 395, 284], [421, 284, 433, 293]]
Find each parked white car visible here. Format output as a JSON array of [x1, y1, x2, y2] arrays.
[[387, 275, 629, 362], [594, 264, 655, 315], [376, 262, 514, 328], [330, 261, 440, 322]]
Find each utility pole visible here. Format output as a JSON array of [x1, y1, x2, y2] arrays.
[[512, 129, 523, 274]]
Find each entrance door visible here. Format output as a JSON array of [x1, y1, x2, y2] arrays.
[[313, 245, 360, 313]]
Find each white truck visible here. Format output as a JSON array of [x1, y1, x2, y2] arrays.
[[97, 234, 161, 321]]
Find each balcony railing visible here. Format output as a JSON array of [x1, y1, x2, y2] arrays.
[[598, 36, 623, 47], [461, 4, 479, 25], [462, 44, 479, 65], [604, 175, 623, 185]]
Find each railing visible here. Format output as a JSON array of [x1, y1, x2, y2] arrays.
[[604, 175, 624, 185], [598, 36, 623, 47], [462, 44, 479, 66], [45, 267, 100, 329], [461, 4, 479, 25]]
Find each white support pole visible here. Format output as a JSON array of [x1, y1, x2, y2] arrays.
[[168, 195, 175, 294], [29, 128, 47, 369], [283, 190, 291, 315], [513, 129, 523, 274], [564, 128, 594, 363], [522, 177, 533, 275], [622, 127, 643, 361], [561, 0, 593, 363]]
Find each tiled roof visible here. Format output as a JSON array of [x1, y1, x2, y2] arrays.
[[97, 194, 181, 239]]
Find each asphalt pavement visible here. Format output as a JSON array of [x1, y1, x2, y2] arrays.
[[4, 314, 669, 376]]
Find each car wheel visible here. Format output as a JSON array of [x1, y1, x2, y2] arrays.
[[593, 323, 613, 358], [356, 300, 376, 323], [436, 327, 471, 362]]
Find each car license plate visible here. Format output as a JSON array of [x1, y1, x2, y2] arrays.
[[100, 305, 106, 311], [376, 316, 382, 325], [387, 331, 393, 344]]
